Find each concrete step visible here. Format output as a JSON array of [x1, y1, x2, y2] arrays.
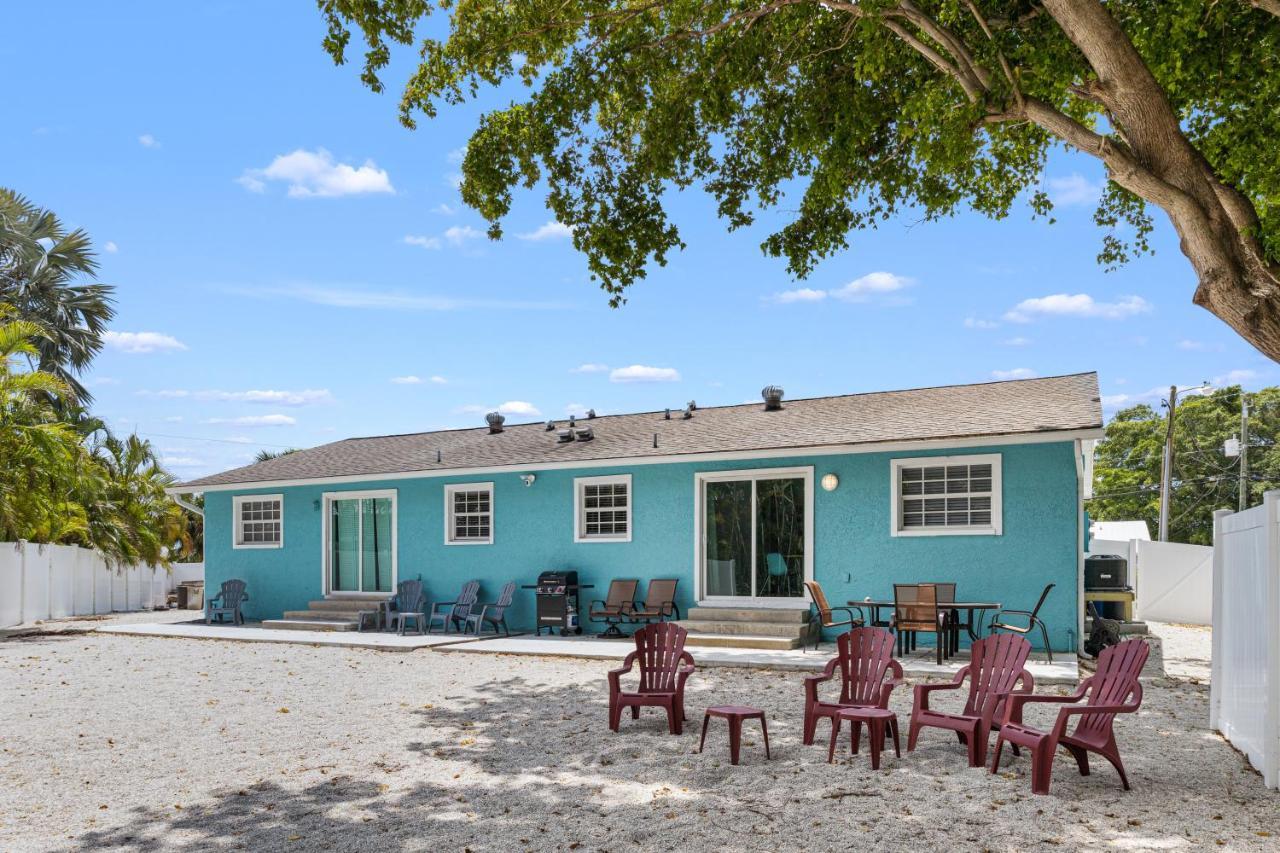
[[685, 607, 810, 624], [674, 619, 809, 639], [261, 618, 357, 632], [683, 632, 803, 650], [283, 610, 367, 621], [307, 599, 384, 612]]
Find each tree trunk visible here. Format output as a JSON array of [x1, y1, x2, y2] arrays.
[[1040, 0, 1280, 363]]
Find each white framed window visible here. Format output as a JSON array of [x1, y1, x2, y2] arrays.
[[890, 454, 1002, 536], [232, 494, 283, 548], [445, 483, 493, 545], [575, 474, 632, 542]]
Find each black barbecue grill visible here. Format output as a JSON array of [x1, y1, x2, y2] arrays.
[[523, 570, 593, 636]]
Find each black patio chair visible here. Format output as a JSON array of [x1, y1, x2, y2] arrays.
[[988, 583, 1056, 664]]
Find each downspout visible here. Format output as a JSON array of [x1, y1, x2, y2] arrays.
[[1074, 440, 1087, 657]]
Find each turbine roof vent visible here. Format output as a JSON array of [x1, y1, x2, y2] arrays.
[[486, 412, 506, 433], [762, 385, 785, 411]]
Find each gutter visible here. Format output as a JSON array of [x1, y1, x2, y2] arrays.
[[171, 493, 204, 518], [166, 426, 1106, 496]]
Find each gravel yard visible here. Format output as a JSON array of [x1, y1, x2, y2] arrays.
[[0, 625, 1275, 852]]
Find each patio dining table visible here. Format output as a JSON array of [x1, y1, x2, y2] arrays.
[[848, 599, 1002, 642]]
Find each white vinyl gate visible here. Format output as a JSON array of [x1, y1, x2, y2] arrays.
[[1210, 494, 1280, 789]]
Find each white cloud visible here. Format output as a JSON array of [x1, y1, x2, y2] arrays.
[[1101, 394, 1132, 408], [1213, 369, 1259, 386], [992, 368, 1036, 380], [444, 225, 482, 246], [456, 401, 542, 418], [391, 375, 423, 385], [104, 241, 119, 254], [163, 415, 184, 423], [518, 221, 574, 242], [498, 400, 540, 416], [432, 203, 456, 215], [830, 271, 914, 302], [768, 287, 827, 304], [244, 284, 568, 312], [771, 273, 913, 306], [429, 376, 448, 385], [404, 234, 442, 250], [1045, 173, 1105, 207], [1004, 293, 1151, 323], [237, 148, 394, 198], [964, 317, 999, 330], [102, 331, 188, 354], [610, 364, 681, 383], [140, 389, 332, 406], [404, 225, 484, 250], [138, 133, 159, 148], [206, 414, 297, 427], [162, 456, 205, 467], [1002, 337, 1032, 347], [564, 402, 588, 415], [571, 363, 610, 374]]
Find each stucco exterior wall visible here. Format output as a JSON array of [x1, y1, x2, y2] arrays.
[[204, 440, 1081, 650]]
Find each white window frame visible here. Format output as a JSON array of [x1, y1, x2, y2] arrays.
[[232, 493, 284, 549], [444, 482, 494, 545], [574, 474, 633, 543], [320, 488, 398, 597], [692, 466, 814, 606], [890, 453, 1002, 537]]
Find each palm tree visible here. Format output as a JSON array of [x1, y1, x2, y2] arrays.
[[0, 189, 115, 403], [254, 447, 300, 463], [0, 308, 84, 540]]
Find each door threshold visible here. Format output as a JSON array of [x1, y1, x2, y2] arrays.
[[696, 599, 811, 610]]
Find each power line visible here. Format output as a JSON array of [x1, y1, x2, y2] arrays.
[[131, 430, 299, 449]]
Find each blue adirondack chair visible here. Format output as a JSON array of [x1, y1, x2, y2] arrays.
[[464, 581, 516, 636], [205, 579, 248, 625], [386, 579, 428, 636], [427, 580, 480, 634]]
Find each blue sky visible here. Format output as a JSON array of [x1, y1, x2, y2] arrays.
[[4, 3, 1273, 479]]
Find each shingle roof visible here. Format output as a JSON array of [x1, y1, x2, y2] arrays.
[[174, 372, 1101, 490]]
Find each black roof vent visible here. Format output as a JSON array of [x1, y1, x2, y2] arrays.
[[682, 406, 693, 420], [586, 408, 596, 419], [486, 412, 506, 433], [569, 414, 577, 428], [575, 427, 594, 442], [762, 385, 784, 411], [545, 420, 556, 431], [664, 408, 672, 420]]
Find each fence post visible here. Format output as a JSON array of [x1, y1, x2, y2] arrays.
[[1265, 490, 1280, 788], [1209, 508, 1232, 730]]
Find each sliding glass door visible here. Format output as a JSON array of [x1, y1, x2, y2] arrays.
[[700, 468, 811, 600], [325, 491, 396, 594]]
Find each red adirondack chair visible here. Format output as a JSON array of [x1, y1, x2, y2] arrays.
[[607, 622, 696, 735], [991, 638, 1148, 794], [908, 633, 1034, 767], [802, 627, 903, 745]]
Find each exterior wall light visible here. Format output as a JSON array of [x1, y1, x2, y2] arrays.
[[821, 473, 839, 492], [521, 474, 536, 487]]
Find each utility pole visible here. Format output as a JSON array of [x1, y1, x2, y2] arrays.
[[1159, 385, 1178, 542], [1240, 392, 1250, 511]]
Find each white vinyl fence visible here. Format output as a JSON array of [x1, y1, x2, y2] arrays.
[[0, 541, 203, 630], [1088, 537, 1213, 625], [1134, 540, 1214, 625], [1211, 494, 1280, 789]]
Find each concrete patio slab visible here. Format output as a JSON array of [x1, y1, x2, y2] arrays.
[[436, 633, 1080, 683], [95, 620, 490, 651]]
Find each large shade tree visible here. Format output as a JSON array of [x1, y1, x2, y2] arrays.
[[317, 0, 1280, 359]]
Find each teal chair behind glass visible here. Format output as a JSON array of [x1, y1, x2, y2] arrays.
[[765, 552, 792, 596]]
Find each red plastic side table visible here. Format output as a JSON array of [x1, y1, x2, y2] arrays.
[[828, 706, 900, 769], [699, 705, 770, 765]]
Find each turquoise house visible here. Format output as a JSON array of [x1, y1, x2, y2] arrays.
[[171, 373, 1102, 652]]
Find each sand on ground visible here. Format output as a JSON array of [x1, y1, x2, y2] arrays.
[[0, 619, 1274, 852]]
